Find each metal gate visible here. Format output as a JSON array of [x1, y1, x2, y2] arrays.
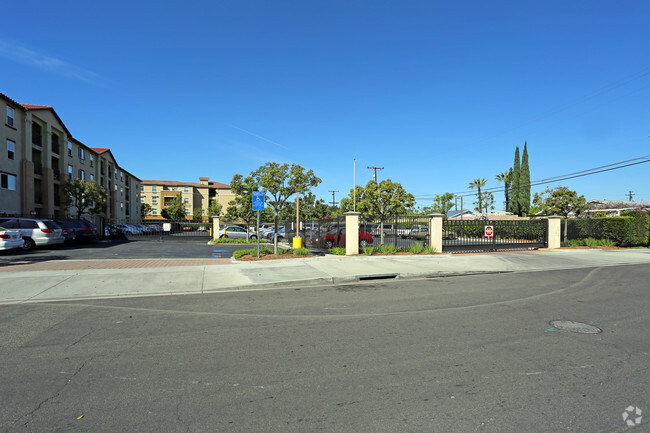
[[442, 219, 547, 253], [101, 219, 212, 239]]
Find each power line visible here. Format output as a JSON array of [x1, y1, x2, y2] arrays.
[[415, 154, 650, 199]]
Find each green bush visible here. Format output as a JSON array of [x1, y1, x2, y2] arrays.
[[293, 248, 310, 256], [620, 211, 649, 246], [380, 244, 398, 254], [562, 239, 585, 248], [566, 216, 638, 246], [584, 238, 601, 248], [212, 238, 266, 244], [409, 243, 424, 254], [422, 245, 436, 254], [362, 246, 374, 255], [599, 238, 616, 247], [330, 247, 346, 255]]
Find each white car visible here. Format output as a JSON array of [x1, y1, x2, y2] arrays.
[[0, 218, 65, 250], [0, 226, 24, 250]]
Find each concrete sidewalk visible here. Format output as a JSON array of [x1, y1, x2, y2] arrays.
[[0, 248, 649, 304]]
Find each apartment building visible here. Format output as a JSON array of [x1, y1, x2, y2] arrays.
[[0, 92, 140, 223], [141, 177, 234, 220]]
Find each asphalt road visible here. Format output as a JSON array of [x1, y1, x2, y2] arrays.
[[1, 264, 648, 432]]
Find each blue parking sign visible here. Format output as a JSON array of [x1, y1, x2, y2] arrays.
[[252, 191, 265, 210]]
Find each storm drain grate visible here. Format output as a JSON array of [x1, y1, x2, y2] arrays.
[[357, 274, 399, 281], [548, 320, 602, 334]]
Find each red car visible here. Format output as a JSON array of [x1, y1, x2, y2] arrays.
[[315, 228, 373, 249]]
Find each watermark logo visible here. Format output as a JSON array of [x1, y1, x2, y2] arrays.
[[622, 406, 642, 427]]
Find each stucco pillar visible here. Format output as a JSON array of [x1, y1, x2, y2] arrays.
[[345, 212, 360, 255], [212, 216, 220, 240], [547, 216, 562, 249], [429, 213, 444, 253]]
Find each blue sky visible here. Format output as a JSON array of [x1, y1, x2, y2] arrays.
[[2, 1, 649, 209]]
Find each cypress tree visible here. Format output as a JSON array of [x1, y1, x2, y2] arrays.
[[510, 146, 520, 215], [519, 141, 530, 215]]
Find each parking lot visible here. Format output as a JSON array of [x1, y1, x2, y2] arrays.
[[0, 237, 257, 262]]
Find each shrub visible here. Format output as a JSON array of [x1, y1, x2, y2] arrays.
[[620, 211, 649, 246], [562, 239, 585, 248], [330, 247, 346, 255], [423, 245, 436, 254], [599, 238, 616, 247], [602, 217, 636, 246], [212, 238, 266, 244], [362, 246, 374, 256], [293, 248, 310, 256], [380, 244, 398, 254], [584, 238, 600, 248], [409, 243, 424, 254], [233, 248, 252, 259]]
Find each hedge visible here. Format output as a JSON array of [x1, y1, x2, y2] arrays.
[[620, 211, 649, 246], [565, 216, 640, 246]]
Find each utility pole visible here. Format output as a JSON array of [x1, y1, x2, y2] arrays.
[[328, 190, 339, 207], [367, 166, 384, 183], [626, 191, 635, 202]]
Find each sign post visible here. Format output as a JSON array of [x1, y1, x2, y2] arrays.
[[252, 191, 265, 257]]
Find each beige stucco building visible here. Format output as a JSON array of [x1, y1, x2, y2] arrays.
[[140, 177, 234, 220], [0, 92, 141, 223]]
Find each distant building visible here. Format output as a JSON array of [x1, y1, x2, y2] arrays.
[[585, 200, 650, 216], [0, 92, 140, 223], [140, 177, 234, 220]]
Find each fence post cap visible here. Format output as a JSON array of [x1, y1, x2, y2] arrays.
[[344, 211, 361, 216], [546, 215, 563, 219], [428, 213, 445, 218]]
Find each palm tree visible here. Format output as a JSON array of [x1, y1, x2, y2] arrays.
[[495, 168, 513, 212], [468, 178, 488, 217]]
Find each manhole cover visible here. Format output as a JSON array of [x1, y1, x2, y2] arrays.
[[549, 320, 602, 334]]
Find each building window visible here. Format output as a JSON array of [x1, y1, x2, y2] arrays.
[[32, 123, 42, 146], [6, 106, 15, 127], [79, 169, 85, 180], [90, 174, 94, 181], [90, 154, 94, 167], [140, 196, 145, 203], [140, 185, 144, 191], [68, 142, 73, 156], [1, 172, 16, 190], [152, 196, 158, 204], [152, 185, 157, 192], [184, 208, 190, 215], [120, 171, 123, 180], [68, 165, 73, 176], [7, 139, 15, 160], [51, 134, 60, 154], [79, 148, 85, 161], [114, 168, 117, 178], [152, 208, 158, 216], [184, 186, 189, 193], [184, 197, 189, 204], [120, 186, 123, 195]]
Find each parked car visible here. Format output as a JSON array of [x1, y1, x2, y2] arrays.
[[410, 224, 457, 240], [267, 227, 286, 241], [313, 228, 373, 249], [219, 225, 258, 240], [115, 224, 144, 235], [372, 223, 398, 237], [54, 218, 96, 243], [104, 224, 125, 238], [0, 226, 24, 251], [0, 218, 65, 250]]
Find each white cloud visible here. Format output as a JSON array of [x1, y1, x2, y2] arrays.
[[0, 39, 101, 84]]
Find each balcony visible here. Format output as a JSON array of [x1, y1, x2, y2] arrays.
[[52, 142, 60, 155], [53, 170, 61, 181], [34, 192, 43, 205], [34, 162, 43, 176], [54, 195, 61, 206]]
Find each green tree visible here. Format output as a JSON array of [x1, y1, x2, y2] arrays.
[[468, 178, 490, 218], [251, 162, 321, 252], [226, 174, 259, 240], [141, 202, 152, 218], [193, 208, 204, 220], [431, 192, 455, 216], [495, 168, 513, 211], [340, 180, 415, 218], [533, 186, 588, 241], [62, 178, 107, 219], [207, 200, 223, 218], [510, 146, 521, 215], [161, 193, 186, 220], [519, 141, 531, 215]]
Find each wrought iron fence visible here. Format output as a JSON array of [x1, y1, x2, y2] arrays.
[[280, 217, 343, 249], [443, 219, 547, 253], [360, 215, 431, 250], [101, 218, 212, 239]]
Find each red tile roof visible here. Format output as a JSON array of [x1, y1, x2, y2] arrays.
[[142, 179, 231, 189], [20, 103, 53, 110], [90, 147, 110, 154]]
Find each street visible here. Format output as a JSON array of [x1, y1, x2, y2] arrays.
[[1, 264, 648, 432]]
